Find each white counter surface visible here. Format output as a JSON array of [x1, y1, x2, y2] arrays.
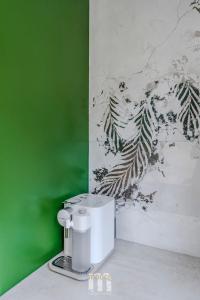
[[2, 239, 200, 300]]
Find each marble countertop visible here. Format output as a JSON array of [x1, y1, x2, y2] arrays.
[[2, 239, 200, 300]]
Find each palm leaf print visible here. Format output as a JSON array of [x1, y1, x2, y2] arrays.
[[176, 81, 200, 140], [103, 95, 127, 153], [190, 0, 200, 13], [98, 100, 153, 197]]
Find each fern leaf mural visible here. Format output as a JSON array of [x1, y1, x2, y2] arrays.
[[190, 0, 200, 13], [103, 95, 127, 153], [97, 100, 154, 197], [176, 81, 200, 140]]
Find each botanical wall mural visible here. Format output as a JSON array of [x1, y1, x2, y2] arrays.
[[90, 0, 200, 213]]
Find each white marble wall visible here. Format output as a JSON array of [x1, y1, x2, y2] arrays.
[[89, 0, 200, 257]]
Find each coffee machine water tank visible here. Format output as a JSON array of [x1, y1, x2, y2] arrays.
[[72, 208, 91, 273], [64, 194, 115, 264]]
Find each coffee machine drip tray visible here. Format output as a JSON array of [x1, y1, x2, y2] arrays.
[[49, 254, 95, 280], [49, 251, 113, 281], [52, 256, 92, 274]]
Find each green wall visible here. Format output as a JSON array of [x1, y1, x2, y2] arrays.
[[0, 0, 89, 295]]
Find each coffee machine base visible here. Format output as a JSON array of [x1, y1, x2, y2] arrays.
[[48, 250, 114, 281]]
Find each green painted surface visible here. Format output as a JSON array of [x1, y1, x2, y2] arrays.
[[0, 0, 89, 295]]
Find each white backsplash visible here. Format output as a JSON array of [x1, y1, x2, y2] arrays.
[[89, 0, 200, 257]]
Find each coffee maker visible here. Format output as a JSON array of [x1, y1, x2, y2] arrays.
[[49, 194, 115, 280]]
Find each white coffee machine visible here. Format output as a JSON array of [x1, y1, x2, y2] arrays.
[[49, 194, 115, 280]]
